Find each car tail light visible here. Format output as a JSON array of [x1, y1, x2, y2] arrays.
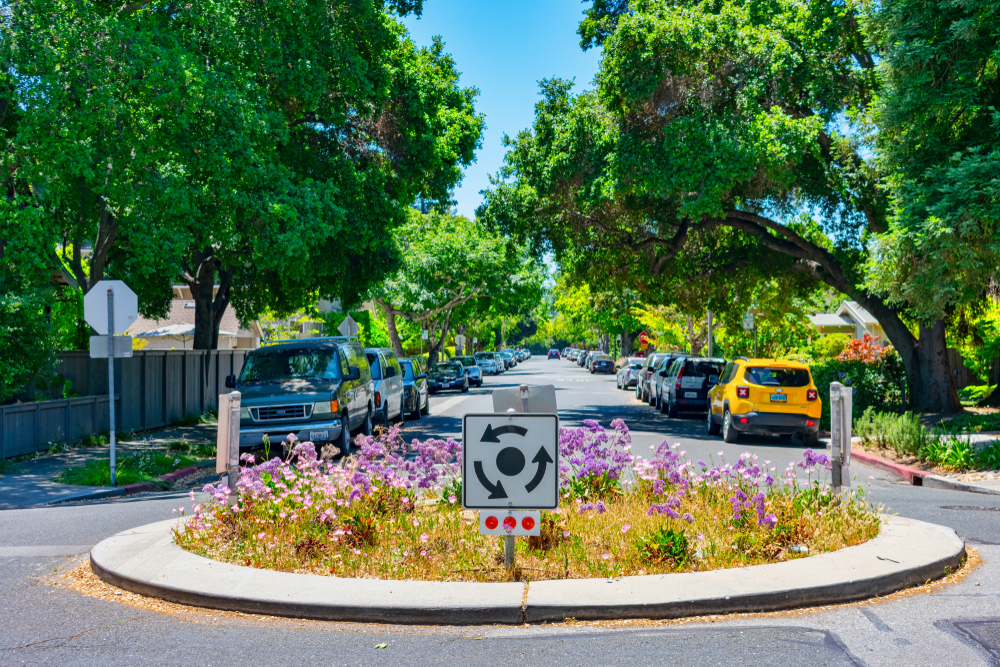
[[375, 392, 382, 407], [646, 371, 653, 379], [739, 417, 748, 424], [807, 420, 815, 427], [675, 364, 685, 389], [736, 386, 749, 399], [807, 389, 818, 401]]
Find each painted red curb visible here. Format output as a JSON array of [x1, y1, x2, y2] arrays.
[[122, 481, 158, 496], [850, 447, 928, 485], [119, 463, 211, 496], [159, 465, 203, 483]]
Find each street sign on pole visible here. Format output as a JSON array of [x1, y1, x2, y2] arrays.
[[89, 336, 133, 358], [742, 312, 755, 330], [421, 329, 429, 340], [462, 413, 559, 510], [84, 281, 138, 486], [337, 315, 359, 337], [84, 281, 138, 335], [454, 334, 467, 346]]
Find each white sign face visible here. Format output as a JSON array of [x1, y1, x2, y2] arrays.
[[89, 336, 133, 358], [454, 334, 467, 346], [479, 510, 540, 536], [421, 329, 429, 340], [84, 280, 138, 335], [337, 315, 359, 337], [742, 312, 755, 330], [462, 413, 559, 510]]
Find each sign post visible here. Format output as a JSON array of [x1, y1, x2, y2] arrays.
[[84, 281, 138, 487], [706, 311, 714, 358], [454, 334, 467, 355], [829, 382, 853, 494], [463, 385, 558, 572]]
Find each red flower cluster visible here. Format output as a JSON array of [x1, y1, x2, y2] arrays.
[[837, 334, 894, 363]]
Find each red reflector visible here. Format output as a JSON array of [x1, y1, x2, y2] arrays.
[[737, 386, 749, 399], [739, 417, 748, 424], [375, 392, 382, 407], [485, 516, 498, 530], [503, 516, 517, 531], [807, 389, 818, 401], [521, 516, 535, 530], [807, 420, 815, 427]]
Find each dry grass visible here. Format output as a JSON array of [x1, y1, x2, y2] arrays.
[[175, 485, 880, 583]]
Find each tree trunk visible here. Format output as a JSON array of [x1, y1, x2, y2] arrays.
[[379, 301, 406, 357], [494, 326, 502, 350], [622, 329, 632, 356], [191, 257, 216, 350], [427, 313, 451, 365], [905, 320, 961, 413]]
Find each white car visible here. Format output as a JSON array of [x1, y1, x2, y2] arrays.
[[475, 351, 500, 375]]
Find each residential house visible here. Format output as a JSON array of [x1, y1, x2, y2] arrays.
[[129, 286, 263, 350], [808, 300, 888, 344]]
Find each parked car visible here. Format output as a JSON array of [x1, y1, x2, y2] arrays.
[[365, 347, 405, 425], [658, 356, 726, 416], [427, 361, 470, 393], [400, 357, 429, 420], [453, 355, 483, 387], [229, 337, 373, 456], [635, 352, 670, 403], [548, 349, 561, 359], [707, 358, 821, 445], [494, 352, 507, 372], [577, 350, 589, 368], [648, 354, 682, 407], [500, 350, 516, 369], [590, 353, 615, 374], [475, 351, 500, 375], [616, 357, 644, 389]]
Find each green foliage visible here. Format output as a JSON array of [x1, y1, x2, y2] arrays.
[[0, 291, 55, 402], [811, 355, 907, 429], [635, 527, 690, 568], [854, 408, 932, 457], [959, 385, 996, 406], [55, 452, 197, 487], [949, 302, 1000, 384], [938, 412, 1000, 433], [320, 310, 391, 349]]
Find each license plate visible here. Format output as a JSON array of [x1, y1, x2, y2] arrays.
[[310, 430, 329, 441], [770, 393, 787, 403], [685, 391, 698, 398]]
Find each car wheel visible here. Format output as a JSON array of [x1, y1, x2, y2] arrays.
[[360, 408, 373, 436], [706, 408, 721, 435], [382, 403, 390, 426], [659, 392, 668, 414], [420, 394, 430, 415], [392, 402, 403, 424], [648, 389, 656, 406], [722, 409, 739, 443], [462, 381, 469, 393], [802, 432, 819, 447], [636, 383, 641, 400], [338, 418, 352, 456], [779, 433, 793, 440], [667, 396, 679, 418]]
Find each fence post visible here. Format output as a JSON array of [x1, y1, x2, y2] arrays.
[[829, 381, 852, 494]]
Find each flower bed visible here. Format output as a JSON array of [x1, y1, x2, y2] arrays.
[[175, 420, 880, 582]]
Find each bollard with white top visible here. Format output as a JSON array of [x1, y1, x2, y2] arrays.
[[829, 381, 853, 493]]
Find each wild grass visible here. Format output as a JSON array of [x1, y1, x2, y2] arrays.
[[175, 422, 880, 582], [56, 452, 197, 487]]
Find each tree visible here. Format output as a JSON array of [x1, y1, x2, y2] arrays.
[[481, 0, 967, 412], [372, 210, 543, 363], [2, 0, 484, 351]]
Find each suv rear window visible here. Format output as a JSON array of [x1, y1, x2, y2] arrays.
[[366, 352, 384, 379], [684, 360, 725, 377], [746, 367, 811, 387], [240, 348, 340, 382], [475, 352, 494, 360]]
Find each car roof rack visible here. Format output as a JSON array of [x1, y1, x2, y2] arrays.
[[265, 335, 357, 346], [734, 356, 749, 361]]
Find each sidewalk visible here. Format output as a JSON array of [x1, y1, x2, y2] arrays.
[[0, 424, 217, 510]]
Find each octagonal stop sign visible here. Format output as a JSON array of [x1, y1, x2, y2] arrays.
[[84, 281, 138, 335]]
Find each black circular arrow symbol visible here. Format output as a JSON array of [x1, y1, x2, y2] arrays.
[[525, 446, 553, 493]]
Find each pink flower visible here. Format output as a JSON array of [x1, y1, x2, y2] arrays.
[[621, 524, 631, 533], [420, 533, 429, 543], [448, 495, 457, 504], [412, 519, 420, 527], [420, 550, 427, 556], [601, 553, 611, 560], [562, 530, 570, 537], [257, 532, 265, 538]]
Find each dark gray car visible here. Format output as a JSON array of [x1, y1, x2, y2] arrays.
[[366, 348, 404, 425], [228, 337, 374, 456], [400, 357, 429, 420], [659, 356, 726, 416]]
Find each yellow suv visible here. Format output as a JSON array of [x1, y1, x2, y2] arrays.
[[707, 358, 821, 446]]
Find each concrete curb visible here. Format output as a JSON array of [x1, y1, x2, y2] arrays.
[[91, 516, 964, 625], [921, 474, 1000, 496], [849, 447, 927, 485]]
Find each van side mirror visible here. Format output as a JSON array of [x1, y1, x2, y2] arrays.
[[225, 374, 237, 389], [385, 366, 396, 378], [417, 373, 427, 380], [349, 366, 361, 380]]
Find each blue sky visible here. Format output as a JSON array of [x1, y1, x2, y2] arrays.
[[402, 0, 602, 219]]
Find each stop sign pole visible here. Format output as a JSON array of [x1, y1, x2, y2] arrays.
[[106, 288, 117, 485]]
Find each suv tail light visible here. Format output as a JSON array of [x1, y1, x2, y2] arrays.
[[675, 364, 685, 389], [736, 386, 749, 399], [375, 391, 382, 407], [807, 389, 818, 401]]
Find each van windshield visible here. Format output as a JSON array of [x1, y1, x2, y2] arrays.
[[240, 348, 340, 383], [746, 367, 811, 387], [475, 352, 494, 360]]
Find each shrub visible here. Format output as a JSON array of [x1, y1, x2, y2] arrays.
[[958, 384, 995, 405], [811, 338, 907, 429], [635, 526, 690, 568], [853, 408, 933, 456]]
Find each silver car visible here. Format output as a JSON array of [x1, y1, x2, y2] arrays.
[[616, 357, 644, 389], [365, 348, 405, 425], [475, 351, 500, 375], [453, 355, 483, 387]]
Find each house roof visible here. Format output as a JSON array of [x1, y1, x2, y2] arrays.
[[839, 301, 879, 325], [129, 299, 259, 338], [808, 314, 856, 328]]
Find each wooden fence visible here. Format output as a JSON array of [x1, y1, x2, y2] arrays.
[[1, 349, 246, 459]]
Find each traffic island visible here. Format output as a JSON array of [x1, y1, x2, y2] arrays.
[[90, 514, 965, 625]]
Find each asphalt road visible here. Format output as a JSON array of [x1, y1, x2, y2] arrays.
[[2, 358, 1000, 666]]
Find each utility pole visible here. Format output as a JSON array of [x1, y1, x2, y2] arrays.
[[706, 311, 713, 358]]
